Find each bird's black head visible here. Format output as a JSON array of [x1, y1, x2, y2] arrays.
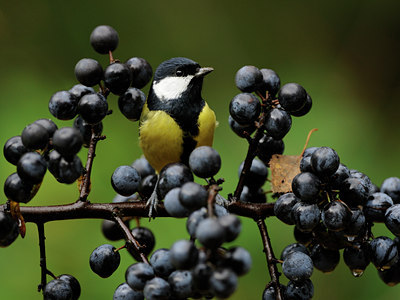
[[153, 57, 200, 81], [150, 57, 213, 103]]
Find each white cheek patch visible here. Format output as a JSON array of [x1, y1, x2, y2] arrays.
[[152, 76, 194, 101]]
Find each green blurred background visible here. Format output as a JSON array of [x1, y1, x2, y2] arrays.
[[1, 0, 400, 299]]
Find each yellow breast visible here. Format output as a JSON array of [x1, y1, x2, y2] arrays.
[[139, 102, 216, 173]]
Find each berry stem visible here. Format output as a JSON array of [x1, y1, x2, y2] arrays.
[[256, 218, 284, 300], [207, 184, 221, 218], [113, 213, 150, 264]]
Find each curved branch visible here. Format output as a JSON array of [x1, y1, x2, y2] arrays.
[[0, 201, 275, 224]]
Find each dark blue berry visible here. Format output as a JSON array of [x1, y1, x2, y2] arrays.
[[73, 116, 103, 148], [259, 68, 280, 97], [131, 157, 155, 178], [69, 84, 95, 100], [169, 240, 198, 270], [228, 115, 256, 138], [225, 246, 252, 276], [292, 202, 321, 232], [78, 93, 108, 125], [89, 244, 121, 278], [329, 163, 351, 190], [168, 270, 194, 299], [256, 134, 284, 164], [235, 65, 263, 93], [381, 177, 400, 204], [292, 172, 321, 203], [125, 262, 155, 291], [238, 158, 268, 190], [49, 91, 78, 120], [101, 219, 127, 241], [113, 282, 144, 300], [34, 119, 58, 138], [143, 277, 171, 300], [274, 193, 300, 225], [218, 214, 241, 242], [150, 248, 175, 278], [126, 57, 153, 89], [321, 200, 351, 232], [90, 25, 119, 54], [130, 227, 155, 258], [385, 204, 400, 236], [164, 188, 191, 218], [282, 251, 313, 282], [104, 63, 132, 95], [21, 122, 49, 150], [369, 236, 399, 270], [58, 274, 81, 300], [364, 192, 393, 222], [286, 279, 314, 300], [278, 83, 308, 112], [310, 244, 340, 273], [3, 136, 28, 165], [0, 212, 19, 248], [118, 88, 146, 121], [291, 93, 312, 117], [281, 243, 309, 261], [111, 165, 141, 196], [52, 127, 83, 158], [343, 243, 370, 277], [17, 152, 47, 184], [179, 181, 208, 210], [239, 185, 266, 203], [310, 146, 340, 178], [48, 151, 83, 184], [158, 163, 193, 199], [209, 268, 238, 298], [264, 108, 292, 139], [340, 177, 370, 207], [196, 218, 226, 249], [43, 278, 73, 300], [74, 58, 103, 87], [4, 172, 33, 203], [188, 146, 221, 179], [229, 93, 261, 125]]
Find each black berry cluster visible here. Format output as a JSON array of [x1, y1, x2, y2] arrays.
[[273, 145, 400, 294]]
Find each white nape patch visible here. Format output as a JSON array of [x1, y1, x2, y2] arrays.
[[152, 75, 194, 101]]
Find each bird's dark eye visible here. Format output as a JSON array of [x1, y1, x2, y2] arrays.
[[176, 70, 184, 77]]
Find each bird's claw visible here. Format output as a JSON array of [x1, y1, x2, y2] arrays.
[[146, 188, 159, 220]]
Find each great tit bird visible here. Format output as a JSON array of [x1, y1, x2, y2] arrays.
[[139, 57, 217, 216]]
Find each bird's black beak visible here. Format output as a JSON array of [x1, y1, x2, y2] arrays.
[[195, 67, 214, 77]]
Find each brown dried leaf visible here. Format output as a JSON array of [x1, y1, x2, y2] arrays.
[[9, 200, 26, 238], [270, 154, 301, 194]]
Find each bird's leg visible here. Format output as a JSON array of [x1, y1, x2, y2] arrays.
[[145, 175, 160, 219]]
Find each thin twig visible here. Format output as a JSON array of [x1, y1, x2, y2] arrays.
[[37, 222, 47, 293], [233, 92, 272, 201], [113, 214, 149, 264], [79, 130, 105, 201], [256, 218, 284, 300]]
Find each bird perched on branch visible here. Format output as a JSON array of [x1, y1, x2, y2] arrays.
[[139, 57, 216, 216]]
